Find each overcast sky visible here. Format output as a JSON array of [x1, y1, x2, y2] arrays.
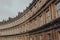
[[0, 0, 32, 21]]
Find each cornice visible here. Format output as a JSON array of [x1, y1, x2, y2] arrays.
[[0, 17, 60, 37], [0, 0, 50, 29], [0, 0, 59, 36], [0, 0, 37, 25]]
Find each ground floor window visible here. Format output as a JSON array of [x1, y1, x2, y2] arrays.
[[48, 33, 51, 40], [30, 37, 32, 40], [40, 35, 43, 40], [58, 32, 60, 40], [46, 9, 51, 23], [34, 36, 37, 40]]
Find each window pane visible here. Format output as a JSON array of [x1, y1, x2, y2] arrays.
[[58, 32, 60, 40], [48, 34, 51, 40], [30, 37, 32, 40], [40, 35, 43, 40], [56, 2, 60, 17], [46, 10, 51, 23], [40, 15, 43, 26], [34, 36, 36, 40], [57, 9, 60, 17], [56, 2, 60, 10]]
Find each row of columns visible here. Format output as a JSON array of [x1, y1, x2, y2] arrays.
[[0, 29, 59, 40]]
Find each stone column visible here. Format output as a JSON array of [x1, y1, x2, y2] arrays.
[[43, 32, 47, 40], [51, 3, 57, 19], [27, 35, 30, 40], [0, 37, 2, 40], [36, 16, 40, 27], [51, 29, 59, 40], [42, 12, 46, 24]]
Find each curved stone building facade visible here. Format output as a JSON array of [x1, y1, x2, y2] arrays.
[[0, 0, 60, 40]]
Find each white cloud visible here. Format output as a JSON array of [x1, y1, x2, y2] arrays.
[[0, 0, 32, 21]]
